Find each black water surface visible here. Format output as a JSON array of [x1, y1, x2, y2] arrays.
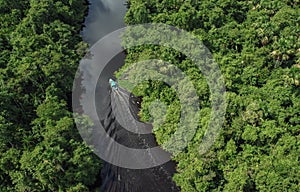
[[81, 1, 180, 191], [97, 88, 179, 192]]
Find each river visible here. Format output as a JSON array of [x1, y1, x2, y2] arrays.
[[81, 1, 179, 191], [82, 0, 127, 45]]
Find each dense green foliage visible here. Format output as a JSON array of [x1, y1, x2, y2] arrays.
[[121, 0, 300, 191], [0, 0, 102, 191]]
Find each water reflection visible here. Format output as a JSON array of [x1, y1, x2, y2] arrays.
[[79, 1, 179, 191], [82, 0, 127, 45]]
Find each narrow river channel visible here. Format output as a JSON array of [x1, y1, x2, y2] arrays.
[[81, 1, 180, 191]]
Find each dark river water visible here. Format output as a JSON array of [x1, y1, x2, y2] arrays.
[[82, 0, 127, 118], [81, 1, 179, 191]]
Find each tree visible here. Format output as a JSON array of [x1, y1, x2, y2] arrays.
[[122, 0, 300, 191]]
